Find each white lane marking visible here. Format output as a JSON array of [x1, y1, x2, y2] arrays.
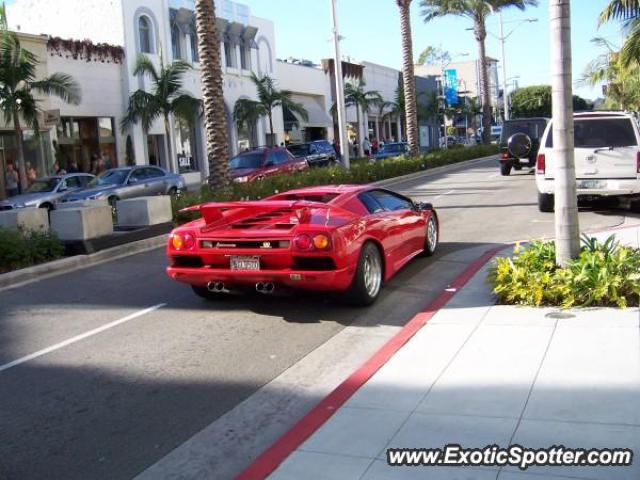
[[0, 303, 167, 373], [434, 189, 455, 200]]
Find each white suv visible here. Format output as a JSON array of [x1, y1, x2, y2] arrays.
[[535, 111, 640, 212]]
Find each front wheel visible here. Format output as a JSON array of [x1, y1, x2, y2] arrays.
[[538, 192, 554, 212], [422, 215, 438, 257], [345, 242, 383, 307]]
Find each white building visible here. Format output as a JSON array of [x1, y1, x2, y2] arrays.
[[8, 0, 282, 187]]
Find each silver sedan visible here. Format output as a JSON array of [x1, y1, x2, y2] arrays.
[[0, 173, 95, 211]]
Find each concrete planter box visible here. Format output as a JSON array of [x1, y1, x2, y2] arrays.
[[50, 206, 113, 241], [57, 199, 109, 210], [116, 196, 172, 227], [0, 208, 49, 232]]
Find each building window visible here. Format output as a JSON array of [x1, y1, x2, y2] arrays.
[[139, 16, 152, 53], [240, 45, 251, 70], [56, 117, 118, 173], [175, 118, 199, 173], [171, 25, 181, 59], [224, 41, 235, 68], [190, 32, 199, 63]]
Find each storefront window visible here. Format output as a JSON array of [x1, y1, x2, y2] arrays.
[[0, 131, 53, 186], [175, 118, 199, 173], [56, 117, 117, 173]]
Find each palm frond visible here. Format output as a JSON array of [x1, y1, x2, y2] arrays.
[[171, 94, 201, 125], [132, 54, 160, 82], [280, 93, 309, 122], [599, 0, 640, 25], [31, 73, 82, 105], [233, 98, 265, 127], [620, 17, 640, 66], [122, 89, 161, 132]]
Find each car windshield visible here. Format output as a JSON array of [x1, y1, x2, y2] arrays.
[[545, 118, 638, 148], [502, 121, 546, 141], [88, 169, 128, 187], [229, 153, 263, 170], [25, 178, 59, 193], [287, 144, 309, 157], [382, 144, 404, 153]]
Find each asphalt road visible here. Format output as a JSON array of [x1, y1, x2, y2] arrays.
[[0, 158, 635, 480]]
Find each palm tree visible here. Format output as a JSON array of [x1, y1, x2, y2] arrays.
[[599, 0, 640, 67], [240, 72, 308, 145], [344, 80, 382, 156], [122, 55, 199, 175], [396, 0, 420, 156], [420, 0, 537, 144], [0, 34, 81, 192], [195, 0, 230, 190], [232, 99, 263, 149], [550, 0, 579, 265]]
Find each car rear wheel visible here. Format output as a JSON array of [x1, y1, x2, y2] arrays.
[[500, 163, 512, 176], [346, 242, 383, 307], [538, 192, 554, 212], [422, 215, 438, 257]]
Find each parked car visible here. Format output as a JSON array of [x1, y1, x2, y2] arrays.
[[167, 185, 439, 306], [499, 117, 549, 176], [230, 146, 308, 183], [61, 166, 184, 207], [373, 142, 409, 160], [286, 140, 337, 167], [0, 173, 94, 211], [535, 111, 640, 212]]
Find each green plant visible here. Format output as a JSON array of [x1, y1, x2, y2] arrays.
[[490, 235, 640, 308], [175, 144, 498, 223], [0, 227, 64, 273]]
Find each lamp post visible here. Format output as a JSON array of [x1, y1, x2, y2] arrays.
[[329, 0, 350, 169], [440, 52, 468, 149]]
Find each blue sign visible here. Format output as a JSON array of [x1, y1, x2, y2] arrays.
[[444, 69, 458, 106]]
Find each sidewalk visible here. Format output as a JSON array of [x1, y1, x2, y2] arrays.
[[254, 225, 640, 480]]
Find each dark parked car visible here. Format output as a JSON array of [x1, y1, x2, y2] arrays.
[[499, 117, 549, 176], [373, 142, 409, 161], [286, 140, 337, 167], [230, 146, 308, 183], [61, 166, 185, 206], [0, 173, 94, 211]]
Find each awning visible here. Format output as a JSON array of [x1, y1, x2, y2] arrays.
[[290, 95, 332, 128]]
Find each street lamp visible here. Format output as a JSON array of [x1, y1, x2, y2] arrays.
[[329, 0, 350, 169]]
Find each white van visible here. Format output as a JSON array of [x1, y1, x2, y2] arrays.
[[535, 112, 640, 212]]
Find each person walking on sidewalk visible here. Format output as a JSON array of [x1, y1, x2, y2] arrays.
[[5, 163, 19, 197], [363, 137, 371, 158]]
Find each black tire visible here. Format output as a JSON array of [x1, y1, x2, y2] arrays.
[[422, 215, 439, 257], [39, 203, 53, 211], [191, 285, 218, 300], [630, 199, 640, 213], [500, 163, 512, 176], [538, 192, 554, 213], [345, 242, 383, 307]]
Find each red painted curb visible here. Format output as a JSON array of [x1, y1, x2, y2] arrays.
[[236, 245, 506, 480]]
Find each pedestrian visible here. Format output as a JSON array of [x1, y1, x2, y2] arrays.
[[372, 137, 379, 155], [362, 137, 371, 158], [26, 162, 37, 185], [5, 163, 19, 197], [90, 154, 99, 175], [53, 161, 66, 176], [352, 138, 358, 158], [333, 140, 342, 162], [67, 160, 80, 173]]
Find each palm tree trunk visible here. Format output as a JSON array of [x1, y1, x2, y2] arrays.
[[398, 0, 419, 156], [13, 110, 28, 192], [268, 110, 274, 145], [474, 19, 492, 145], [195, 0, 230, 190], [550, 0, 580, 265], [163, 115, 175, 173], [0, 154, 6, 199], [356, 105, 363, 157]]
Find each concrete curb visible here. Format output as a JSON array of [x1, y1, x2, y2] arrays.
[[373, 153, 498, 187], [0, 234, 168, 291]]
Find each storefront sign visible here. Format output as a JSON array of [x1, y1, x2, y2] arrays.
[[44, 109, 61, 126], [444, 69, 458, 106], [178, 154, 193, 168]]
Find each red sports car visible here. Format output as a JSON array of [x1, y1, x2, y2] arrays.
[[166, 185, 439, 306]]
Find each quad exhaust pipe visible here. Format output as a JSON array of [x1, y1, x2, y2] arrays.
[[207, 281, 226, 293], [255, 282, 275, 294]]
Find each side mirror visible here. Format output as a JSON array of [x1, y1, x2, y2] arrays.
[[57, 185, 68, 192], [416, 202, 434, 211]]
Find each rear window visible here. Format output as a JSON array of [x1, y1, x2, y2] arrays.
[[287, 144, 309, 157], [501, 120, 546, 142], [545, 118, 638, 148]]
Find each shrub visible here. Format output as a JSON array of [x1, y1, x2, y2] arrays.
[[490, 235, 640, 308], [0, 227, 65, 274], [174, 144, 498, 223]]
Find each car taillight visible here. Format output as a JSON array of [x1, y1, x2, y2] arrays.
[[171, 232, 195, 251], [293, 233, 331, 251], [502, 152, 509, 159], [536, 154, 546, 174]]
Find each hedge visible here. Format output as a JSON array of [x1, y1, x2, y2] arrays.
[[0, 227, 65, 274], [174, 144, 498, 223]]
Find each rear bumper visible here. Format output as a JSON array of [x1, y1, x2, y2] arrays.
[[166, 265, 355, 291], [536, 177, 640, 196]]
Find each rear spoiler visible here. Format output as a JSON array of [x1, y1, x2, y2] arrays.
[[179, 200, 357, 226]]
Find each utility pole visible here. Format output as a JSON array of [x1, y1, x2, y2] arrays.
[[499, 11, 509, 121], [329, 0, 350, 169], [550, 0, 579, 265]]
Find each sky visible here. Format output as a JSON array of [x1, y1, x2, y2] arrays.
[[6, 0, 622, 100]]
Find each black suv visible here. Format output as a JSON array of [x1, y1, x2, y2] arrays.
[[287, 140, 337, 167], [499, 118, 549, 176]]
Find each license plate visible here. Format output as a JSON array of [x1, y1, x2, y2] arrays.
[[230, 256, 260, 271], [578, 180, 605, 189]]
